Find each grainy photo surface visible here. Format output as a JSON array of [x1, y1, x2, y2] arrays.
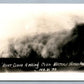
[[0, 4, 84, 72]]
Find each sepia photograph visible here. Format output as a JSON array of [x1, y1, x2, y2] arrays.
[[0, 4, 84, 72]]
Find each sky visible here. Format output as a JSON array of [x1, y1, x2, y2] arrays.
[[0, 4, 84, 41]]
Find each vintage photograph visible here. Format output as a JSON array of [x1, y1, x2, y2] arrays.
[[0, 4, 84, 72]]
